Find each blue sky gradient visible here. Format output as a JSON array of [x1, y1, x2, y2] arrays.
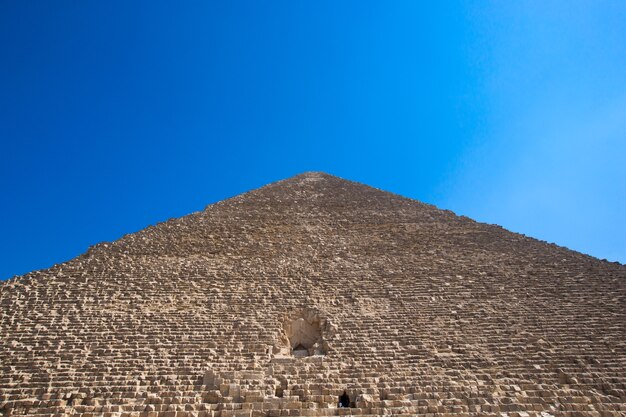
[[1, 1, 624, 279]]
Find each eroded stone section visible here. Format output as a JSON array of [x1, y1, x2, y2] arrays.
[[280, 309, 331, 357]]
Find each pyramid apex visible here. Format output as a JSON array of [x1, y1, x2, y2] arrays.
[[291, 171, 336, 179]]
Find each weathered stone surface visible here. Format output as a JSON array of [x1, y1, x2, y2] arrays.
[[1, 172, 625, 417]]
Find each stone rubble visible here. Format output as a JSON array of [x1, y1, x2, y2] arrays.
[[1, 172, 625, 417]]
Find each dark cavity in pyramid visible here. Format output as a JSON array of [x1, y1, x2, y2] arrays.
[[1, 172, 625, 417]]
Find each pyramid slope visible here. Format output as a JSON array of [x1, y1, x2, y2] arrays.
[[1, 172, 625, 417]]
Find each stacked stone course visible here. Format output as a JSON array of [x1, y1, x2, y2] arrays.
[[1, 172, 625, 417]]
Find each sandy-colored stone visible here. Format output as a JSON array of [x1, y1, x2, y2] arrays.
[[0, 172, 625, 417]]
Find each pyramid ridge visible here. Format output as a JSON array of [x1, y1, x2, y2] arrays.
[[5, 173, 623, 282]]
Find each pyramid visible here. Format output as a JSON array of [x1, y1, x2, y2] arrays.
[[1, 172, 625, 417]]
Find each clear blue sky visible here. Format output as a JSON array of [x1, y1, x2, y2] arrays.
[[1, 1, 625, 280]]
